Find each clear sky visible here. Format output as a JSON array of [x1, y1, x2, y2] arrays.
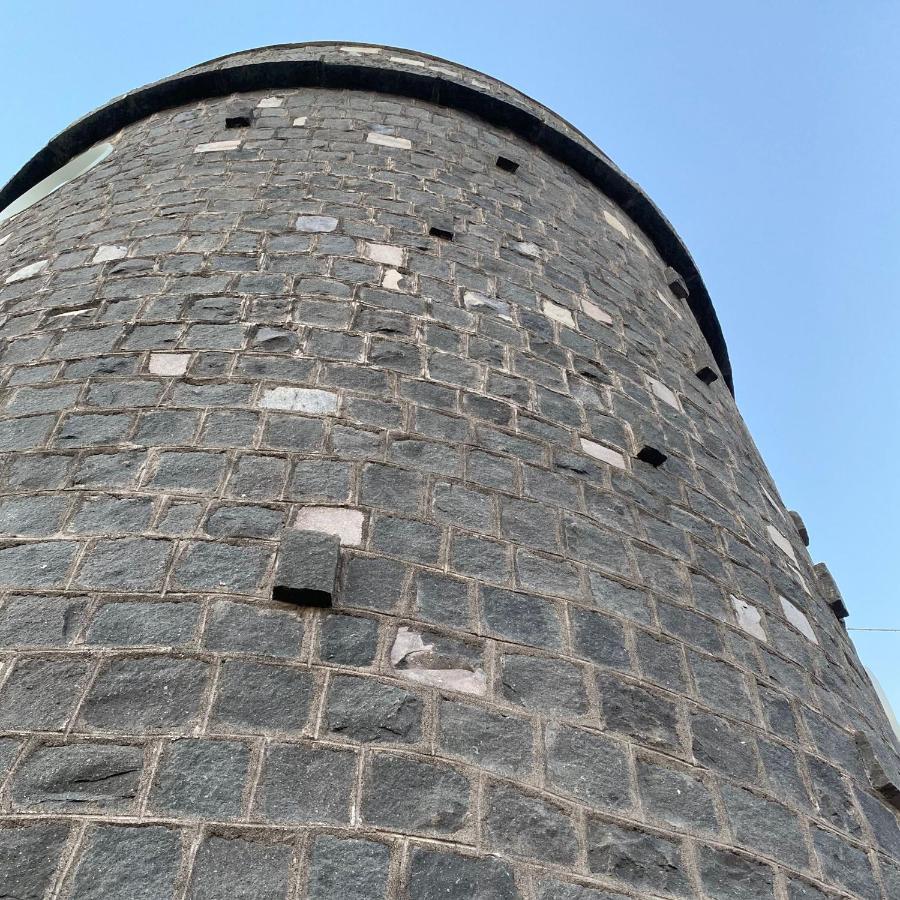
[[2, 2, 898, 706]]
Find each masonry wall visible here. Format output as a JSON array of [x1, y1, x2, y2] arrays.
[[0, 44, 898, 900]]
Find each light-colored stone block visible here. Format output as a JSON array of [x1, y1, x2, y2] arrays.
[[389, 56, 427, 67], [295, 215, 338, 233], [390, 627, 487, 695], [294, 506, 365, 547], [5, 259, 48, 283], [580, 438, 626, 470], [365, 242, 404, 266], [463, 290, 511, 320], [603, 209, 629, 237], [149, 353, 190, 376], [780, 595, 818, 644], [648, 377, 681, 411], [656, 288, 683, 319], [512, 241, 542, 259], [93, 245, 128, 264], [731, 595, 767, 641], [0, 233, 11, 247], [194, 140, 241, 154], [381, 268, 405, 291], [366, 132, 412, 150], [340, 46, 381, 54], [542, 299, 576, 329], [632, 233, 652, 257], [257, 97, 284, 108], [292, 116, 308, 127], [260, 386, 338, 415], [761, 486, 785, 518], [582, 299, 613, 325], [766, 524, 799, 565]]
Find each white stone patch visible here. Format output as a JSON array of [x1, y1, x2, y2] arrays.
[[648, 377, 681, 411], [93, 245, 128, 264], [389, 56, 426, 67], [5, 259, 48, 283], [295, 215, 338, 233], [580, 438, 626, 470], [292, 116, 308, 127], [766, 523, 799, 565], [366, 132, 412, 150], [339, 45, 381, 54], [542, 299, 576, 329], [149, 353, 190, 376], [381, 269, 405, 291], [760, 486, 785, 519], [656, 288, 683, 319], [427, 64, 457, 77], [260, 386, 338, 415], [390, 627, 487, 696], [194, 139, 241, 153], [257, 97, 284, 108], [365, 242, 404, 267], [632, 233, 652, 257], [294, 507, 365, 547], [582, 299, 613, 325], [463, 290, 511, 320], [512, 241, 542, 259], [731, 595, 767, 641], [780, 595, 818, 644], [0, 233, 11, 247], [603, 209, 630, 238]]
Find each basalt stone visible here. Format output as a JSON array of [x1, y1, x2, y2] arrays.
[[408, 847, 520, 900], [188, 836, 292, 900], [0, 822, 71, 900], [307, 835, 390, 900]]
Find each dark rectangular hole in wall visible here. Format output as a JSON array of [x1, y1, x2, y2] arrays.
[[696, 366, 719, 386], [636, 445, 668, 467], [496, 156, 519, 173], [429, 225, 454, 240], [225, 115, 252, 129], [272, 585, 333, 607]]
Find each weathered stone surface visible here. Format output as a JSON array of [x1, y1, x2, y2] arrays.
[[211, 660, 313, 732], [324, 674, 422, 743], [0, 656, 91, 730], [307, 835, 390, 900], [0, 822, 70, 900], [273, 529, 340, 605], [408, 847, 520, 900], [188, 835, 292, 900], [439, 699, 533, 776]]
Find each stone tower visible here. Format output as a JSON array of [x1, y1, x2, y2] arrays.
[[0, 42, 897, 900]]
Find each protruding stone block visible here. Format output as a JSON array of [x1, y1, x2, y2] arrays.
[[855, 731, 900, 809], [814, 563, 849, 619], [428, 213, 455, 240], [789, 510, 810, 546], [273, 530, 340, 606], [664, 266, 689, 299]]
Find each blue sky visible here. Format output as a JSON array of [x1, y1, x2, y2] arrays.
[[2, 2, 898, 706]]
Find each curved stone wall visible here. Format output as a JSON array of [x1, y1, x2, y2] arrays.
[[0, 42, 897, 900]]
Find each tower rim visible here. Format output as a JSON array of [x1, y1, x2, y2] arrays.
[[0, 40, 733, 392]]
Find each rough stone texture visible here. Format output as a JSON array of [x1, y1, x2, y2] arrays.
[[0, 40, 894, 900]]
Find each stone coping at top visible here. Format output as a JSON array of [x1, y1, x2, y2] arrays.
[[0, 41, 734, 392]]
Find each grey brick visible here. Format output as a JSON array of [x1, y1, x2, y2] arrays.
[[0, 414, 55, 450], [570, 607, 630, 670], [205, 503, 285, 538], [587, 818, 690, 897], [362, 753, 470, 835], [188, 836, 292, 900], [515, 549, 582, 600], [85, 601, 199, 646], [408, 847, 520, 900], [204, 599, 303, 657], [67, 824, 181, 900], [73, 450, 147, 488], [0, 822, 70, 900], [481, 586, 561, 649], [149, 738, 250, 818], [637, 757, 719, 835], [438, 698, 533, 776], [255, 743, 355, 824], [11, 742, 143, 812], [342, 554, 407, 611], [484, 781, 578, 864], [0, 656, 91, 730], [81, 656, 209, 732], [211, 660, 313, 732], [690, 710, 759, 780], [414, 570, 471, 628], [0, 541, 78, 588], [433, 481, 493, 531], [68, 495, 154, 533], [287, 460, 352, 502], [0, 594, 86, 646], [173, 541, 272, 593], [547, 723, 633, 811], [75, 537, 171, 590], [227, 454, 288, 499], [450, 532, 510, 581], [598, 675, 682, 754], [697, 845, 775, 900], [318, 613, 378, 665], [371, 515, 442, 565], [147, 451, 227, 492], [324, 674, 422, 744], [501, 653, 588, 716], [307, 835, 390, 900]]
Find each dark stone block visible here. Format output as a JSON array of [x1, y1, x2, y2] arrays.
[[254, 743, 355, 824], [149, 738, 250, 818], [188, 835, 292, 900], [273, 529, 340, 606], [85, 601, 199, 647], [307, 834, 390, 900], [0, 594, 86, 647], [204, 600, 303, 657], [0, 540, 78, 588], [324, 674, 422, 744], [0, 656, 91, 730], [598, 675, 681, 754], [81, 656, 209, 732], [68, 824, 182, 900], [408, 847, 520, 900], [75, 537, 172, 591], [500, 653, 588, 716], [814, 563, 849, 619], [481, 586, 561, 649], [362, 753, 470, 835], [547, 724, 632, 811], [174, 541, 272, 593], [0, 822, 70, 900], [211, 660, 313, 732], [664, 266, 689, 299], [439, 698, 533, 776], [11, 742, 143, 812], [697, 846, 774, 900]]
